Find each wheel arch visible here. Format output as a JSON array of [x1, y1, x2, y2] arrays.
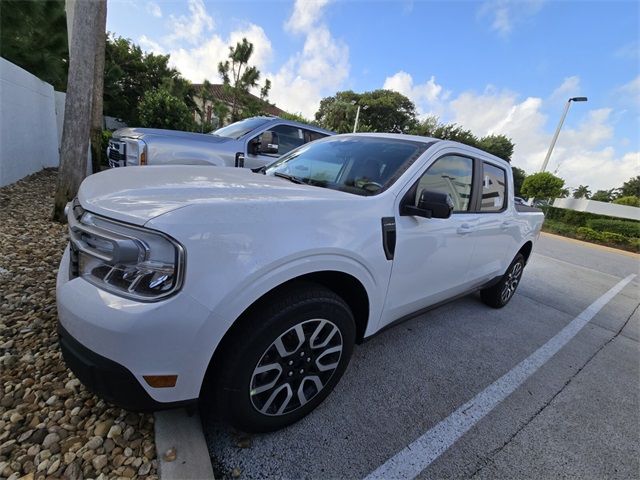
[[199, 270, 370, 398], [518, 240, 534, 264]]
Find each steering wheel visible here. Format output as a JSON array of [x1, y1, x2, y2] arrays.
[[360, 181, 383, 193]]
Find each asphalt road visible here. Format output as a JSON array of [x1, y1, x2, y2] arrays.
[[202, 233, 639, 479]]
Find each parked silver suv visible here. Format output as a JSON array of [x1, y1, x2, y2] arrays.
[[107, 116, 334, 170]]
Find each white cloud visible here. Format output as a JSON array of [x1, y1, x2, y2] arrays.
[[266, 0, 349, 117], [285, 0, 330, 34], [167, 24, 273, 83], [146, 1, 162, 18], [550, 75, 581, 102], [383, 71, 449, 117], [615, 41, 640, 60], [166, 0, 214, 45], [478, 0, 545, 37], [136, 0, 347, 117], [615, 75, 640, 108], [444, 83, 636, 190]]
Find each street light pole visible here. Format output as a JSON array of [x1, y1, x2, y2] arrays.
[[540, 96, 588, 172], [353, 105, 361, 133]]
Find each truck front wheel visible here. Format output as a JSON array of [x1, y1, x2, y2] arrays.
[[480, 253, 525, 308], [208, 283, 356, 432]]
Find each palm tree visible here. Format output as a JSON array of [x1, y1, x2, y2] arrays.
[[573, 185, 591, 199], [53, 0, 106, 221]]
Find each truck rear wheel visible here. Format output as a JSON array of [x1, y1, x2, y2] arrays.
[[480, 253, 525, 308], [207, 283, 356, 432]]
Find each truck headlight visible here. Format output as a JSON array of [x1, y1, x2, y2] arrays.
[[68, 203, 184, 301]]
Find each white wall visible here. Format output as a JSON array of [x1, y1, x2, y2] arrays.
[[0, 58, 65, 187], [553, 197, 640, 221]]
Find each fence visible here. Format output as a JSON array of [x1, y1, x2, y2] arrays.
[[553, 197, 640, 221], [0, 58, 65, 187]]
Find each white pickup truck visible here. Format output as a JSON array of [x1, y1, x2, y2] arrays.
[[57, 133, 544, 432]]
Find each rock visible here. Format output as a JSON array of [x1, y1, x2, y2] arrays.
[[46, 459, 60, 476], [42, 432, 60, 450], [122, 466, 136, 478], [232, 467, 242, 478], [94, 420, 112, 437], [17, 429, 33, 442], [84, 436, 103, 450], [92, 454, 108, 471], [63, 461, 82, 480], [124, 447, 133, 457], [143, 442, 155, 459], [163, 447, 177, 462], [10, 412, 24, 424], [30, 429, 47, 445], [0, 440, 17, 455], [103, 438, 115, 453], [138, 462, 152, 476], [106, 424, 122, 439]]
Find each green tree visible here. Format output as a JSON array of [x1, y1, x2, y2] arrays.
[[591, 189, 616, 202], [619, 176, 640, 197], [0, 0, 69, 90], [137, 89, 193, 131], [218, 38, 269, 122], [411, 116, 514, 162], [520, 172, 565, 201], [478, 134, 514, 162], [315, 90, 417, 133], [613, 196, 640, 207], [103, 35, 189, 125], [512, 167, 527, 196], [573, 185, 591, 199]]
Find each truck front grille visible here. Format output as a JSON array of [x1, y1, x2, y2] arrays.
[[107, 140, 126, 167]]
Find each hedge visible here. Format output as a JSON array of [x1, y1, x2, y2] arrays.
[[586, 218, 640, 238]]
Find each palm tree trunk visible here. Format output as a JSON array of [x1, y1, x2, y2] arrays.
[[53, 0, 103, 222], [90, 0, 107, 174]]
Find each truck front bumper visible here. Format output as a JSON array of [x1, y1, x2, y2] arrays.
[[58, 323, 193, 411], [56, 246, 214, 409]]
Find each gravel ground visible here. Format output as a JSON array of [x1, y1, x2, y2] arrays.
[[0, 170, 158, 480]]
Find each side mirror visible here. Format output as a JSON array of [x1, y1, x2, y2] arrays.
[[257, 131, 279, 154], [402, 190, 454, 219]]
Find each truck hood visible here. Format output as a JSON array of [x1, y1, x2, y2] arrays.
[[78, 166, 352, 225], [113, 127, 233, 144]]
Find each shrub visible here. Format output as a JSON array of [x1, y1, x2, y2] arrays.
[[138, 88, 194, 131], [613, 195, 640, 207], [586, 219, 640, 238], [576, 227, 604, 243], [600, 232, 628, 244]]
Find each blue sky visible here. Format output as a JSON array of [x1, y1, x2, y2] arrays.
[[107, 0, 639, 190]]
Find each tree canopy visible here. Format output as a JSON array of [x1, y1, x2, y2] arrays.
[[103, 35, 191, 126], [620, 176, 640, 198], [512, 167, 527, 196], [218, 38, 271, 122], [137, 88, 194, 131], [315, 90, 417, 134], [573, 185, 591, 199], [520, 172, 565, 200], [0, 0, 69, 90]]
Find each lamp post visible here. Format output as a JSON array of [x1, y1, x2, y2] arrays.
[[351, 101, 368, 133], [540, 96, 588, 172]]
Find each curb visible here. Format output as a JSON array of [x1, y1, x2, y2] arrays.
[[154, 408, 215, 480]]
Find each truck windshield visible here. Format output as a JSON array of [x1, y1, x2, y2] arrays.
[[265, 136, 430, 196], [212, 118, 270, 139]]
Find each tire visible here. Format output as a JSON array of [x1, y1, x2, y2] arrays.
[[480, 253, 525, 308], [205, 282, 356, 433]]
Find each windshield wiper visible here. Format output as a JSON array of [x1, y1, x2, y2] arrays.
[[273, 172, 305, 184]]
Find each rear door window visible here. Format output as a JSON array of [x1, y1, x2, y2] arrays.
[[480, 162, 507, 212]]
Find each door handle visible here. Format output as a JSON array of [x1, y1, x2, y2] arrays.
[[457, 224, 475, 235]]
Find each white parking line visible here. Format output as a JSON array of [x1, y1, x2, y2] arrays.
[[365, 274, 636, 480]]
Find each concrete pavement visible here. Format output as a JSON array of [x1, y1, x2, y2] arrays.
[[202, 233, 639, 479]]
